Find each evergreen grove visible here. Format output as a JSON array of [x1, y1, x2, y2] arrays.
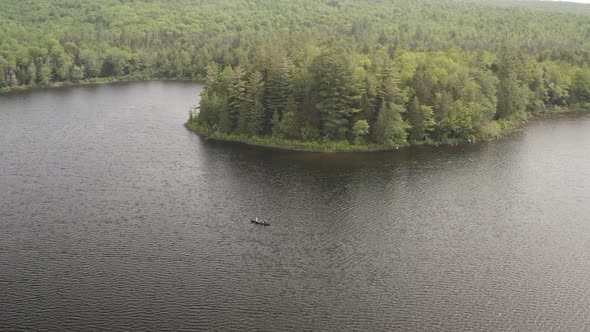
[[191, 44, 590, 149]]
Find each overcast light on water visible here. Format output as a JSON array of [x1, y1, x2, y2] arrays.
[[2, 82, 590, 330]]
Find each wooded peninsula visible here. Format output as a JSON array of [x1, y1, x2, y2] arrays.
[[2, 0, 589, 151]]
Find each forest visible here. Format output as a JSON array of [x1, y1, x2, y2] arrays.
[[2, 0, 590, 149]]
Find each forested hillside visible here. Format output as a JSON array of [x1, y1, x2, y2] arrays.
[[1, 0, 589, 88], [2, 0, 590, 148]]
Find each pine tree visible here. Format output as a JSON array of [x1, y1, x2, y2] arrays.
[[227, 67, 247, 134], [373, 103, 408, 146], [205, 62, 219, 95], [264, 53, 292, 132], [373, 69, 408, 145], [495, 48, 529, 119], [312, 49, 363, 140], [245, 71, 266, 136], [352, 119, 370, 145], [27, 62, 37, 85], [407, 96, 435, 142]]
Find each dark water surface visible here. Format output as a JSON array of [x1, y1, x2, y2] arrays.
[[2, 81, 590, 331]]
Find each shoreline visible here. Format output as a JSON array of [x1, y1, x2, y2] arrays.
[[3, 79, 586, 153], [0, 77, 201, 95], [184, 123, 400, 153], [185, 122, 496, 153], [186, 109, 589, 153]]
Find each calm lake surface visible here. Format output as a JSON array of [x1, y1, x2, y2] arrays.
[[1, 81, 590, 331]]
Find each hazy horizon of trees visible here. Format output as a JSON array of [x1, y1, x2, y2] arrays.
[[1, 0, 589, 89]]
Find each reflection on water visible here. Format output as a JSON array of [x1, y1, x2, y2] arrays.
[[1, 82, 590, 331]]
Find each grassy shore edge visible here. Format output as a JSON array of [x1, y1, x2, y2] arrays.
[[0, 77, 201, 94], [184, 122, 394, 152], [186, 108, 589, 153], [3, 80, 585, 153], [186, 121, 498, 153]]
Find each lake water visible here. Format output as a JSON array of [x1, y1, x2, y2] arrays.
[[1, 81, 590, 331]]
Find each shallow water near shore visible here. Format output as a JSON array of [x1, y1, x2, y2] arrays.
[[2, 81, 590, 331]]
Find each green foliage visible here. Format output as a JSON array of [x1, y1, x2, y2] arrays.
[[439, 101, 478, 141], [40, 65, 52, 87], [374, 103, 409, 146], [311, 49, 363, 140], [407, 97, 435, 142], [272, 111, 298, 139], [69, 65, 84, 83], [262, 47, 292, 131], [495, 49, 530, 119], [228, 67, 247, 133], [352, 120, 370, 145], [244, 71, 266, 136], [300, 123, 320, 142], [572, 69, 590, 104], [1, 0, 589, 148], [79, 49, 100, 78]]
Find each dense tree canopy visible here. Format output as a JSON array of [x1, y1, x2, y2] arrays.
[[194, 38, 590, 146], [1, 0, 589, 147]]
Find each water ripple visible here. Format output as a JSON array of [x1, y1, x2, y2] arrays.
[[2, 83, 590, 330]]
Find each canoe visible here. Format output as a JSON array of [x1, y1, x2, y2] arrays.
[[251, 219, 270, 226]]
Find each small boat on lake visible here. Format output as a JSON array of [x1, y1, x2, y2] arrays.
[[251, 217, 270, 226]]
